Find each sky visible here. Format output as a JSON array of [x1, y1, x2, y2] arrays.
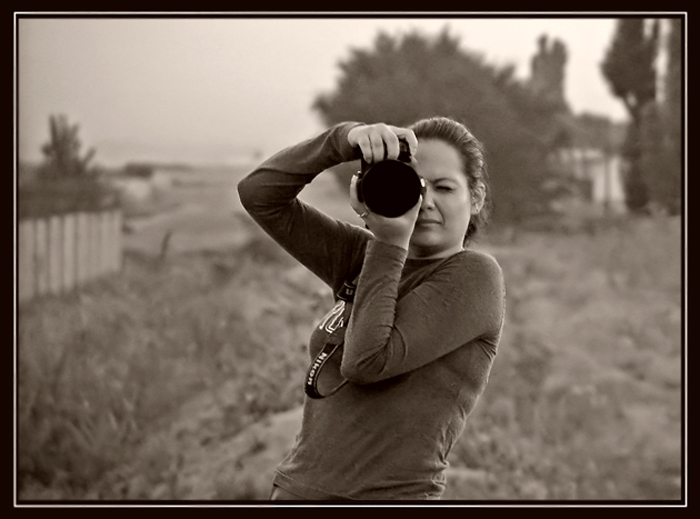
[[17, 14, 638, 168]]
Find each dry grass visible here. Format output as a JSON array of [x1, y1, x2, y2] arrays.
[[16, 209, 683, 502], [17, 230, 327, 500], [443, 214, 683, 501]]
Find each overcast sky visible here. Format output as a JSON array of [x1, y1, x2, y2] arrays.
[[18, 14, 637, 167]]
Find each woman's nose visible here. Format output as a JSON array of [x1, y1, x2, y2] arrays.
[[420, 185, 436, 209]]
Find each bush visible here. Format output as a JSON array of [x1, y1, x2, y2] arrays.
[[18, 175, 119, 219]]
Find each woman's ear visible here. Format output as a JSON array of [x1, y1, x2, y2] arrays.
[[470, 181, 486, 215]]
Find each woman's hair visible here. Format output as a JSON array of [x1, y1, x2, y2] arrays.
[[409, 116, 491, 243]]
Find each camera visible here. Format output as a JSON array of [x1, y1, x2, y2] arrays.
[[355, 139, 426, 218]]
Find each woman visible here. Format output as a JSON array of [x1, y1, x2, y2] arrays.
[[237, 117, 505, 501]]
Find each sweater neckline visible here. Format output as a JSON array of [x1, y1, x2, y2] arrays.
[[404, 248, 470, 270]]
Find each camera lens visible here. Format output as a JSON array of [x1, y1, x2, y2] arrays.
[[358, 160, 424, 218]]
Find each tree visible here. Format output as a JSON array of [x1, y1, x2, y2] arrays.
[[529, 34, 569, 111], [20, 114, 115, 218], [38, 114, 97, 179], [651, 17, 682, 215], [313, 28, 567, 227], [601, 18, 659, 212]]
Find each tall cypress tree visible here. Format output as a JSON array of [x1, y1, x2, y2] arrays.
[[601, 18, 659, 212], [661, 18, 683, 215]]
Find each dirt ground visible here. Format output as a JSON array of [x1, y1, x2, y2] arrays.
[[115, 165, 365, 501]]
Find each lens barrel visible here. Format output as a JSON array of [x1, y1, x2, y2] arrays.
[[356, 141, 425, 218]]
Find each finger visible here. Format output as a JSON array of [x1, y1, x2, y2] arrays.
[[355, 134, 373, 163], [409, 194, 423, 218], [349, 173, 369, 216], [381, 129, 401, 160], [368, 134, 385, 163], [391, 127, 418, 158], [349, 174, 361, 206]]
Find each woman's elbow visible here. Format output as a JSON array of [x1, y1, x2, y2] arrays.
[[237, 176, 255, 211], [238, 174, 268, 216], [340, 358, 386, 386]]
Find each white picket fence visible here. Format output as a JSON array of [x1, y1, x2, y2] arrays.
[[17, 209, 123, 303]]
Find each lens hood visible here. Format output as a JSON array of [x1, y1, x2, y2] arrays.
[[356, 140, 425, 218]]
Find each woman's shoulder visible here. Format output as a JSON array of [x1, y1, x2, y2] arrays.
[[452, 248, 502, 274], [441, 248, 505, 292]]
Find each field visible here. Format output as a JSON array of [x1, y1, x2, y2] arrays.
[[16, 164, 684, 503]]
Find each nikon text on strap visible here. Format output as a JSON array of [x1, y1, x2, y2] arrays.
[[304, 280, 356, 399]]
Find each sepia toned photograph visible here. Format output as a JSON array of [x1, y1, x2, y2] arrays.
[[14, 12, 685, 507]]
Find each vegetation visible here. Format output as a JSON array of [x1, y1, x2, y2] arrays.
[[18, 230, 317, 499], [38, 114, 97, 179], [19, 114, 117, 218], [445, 214, 682, 501], [312, 28, 572, 227], [602, 17, 682, 215], [640, 17, 683, 216], [16, 22, 683, 503], [17, 210, 683, 501]]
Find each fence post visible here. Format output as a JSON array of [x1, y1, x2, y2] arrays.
[[34, 218, 49, 296], [18, 219, 35, 302], [62, 213, 76, 292], [104, 209, 120, 273], [48, 214, 63, 295], [100, 210, 111, 275], [90, 212, 101, 279], [114, 209, 122, 272], [75, 212, 90, 284]]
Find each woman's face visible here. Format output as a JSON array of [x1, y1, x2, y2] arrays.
[[408, 139, 480, 259]]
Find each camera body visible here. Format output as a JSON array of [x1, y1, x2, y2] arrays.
[[355, 139, 426, 218]]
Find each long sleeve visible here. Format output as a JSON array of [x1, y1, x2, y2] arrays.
[[237, 122, 370, 290], [341, 240, 505, 386]]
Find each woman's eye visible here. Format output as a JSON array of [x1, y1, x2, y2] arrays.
[[436, 185, 454, 192]]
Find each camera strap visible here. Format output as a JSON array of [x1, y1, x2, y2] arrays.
[[304, 279, 357, 399]]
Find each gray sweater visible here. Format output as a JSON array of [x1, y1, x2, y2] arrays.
[[237, 122, 505, 500]]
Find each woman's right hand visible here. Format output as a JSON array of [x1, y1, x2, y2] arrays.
[[347, 123, 420, 251], [347, 123, 418, 165]]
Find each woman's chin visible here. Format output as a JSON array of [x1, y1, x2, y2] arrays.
[[408, 240, 461, 259], [408, 234, 435, 250]]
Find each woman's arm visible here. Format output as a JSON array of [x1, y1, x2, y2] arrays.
[[237, 122, 370, 289], [341, 241, 505, 385]]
